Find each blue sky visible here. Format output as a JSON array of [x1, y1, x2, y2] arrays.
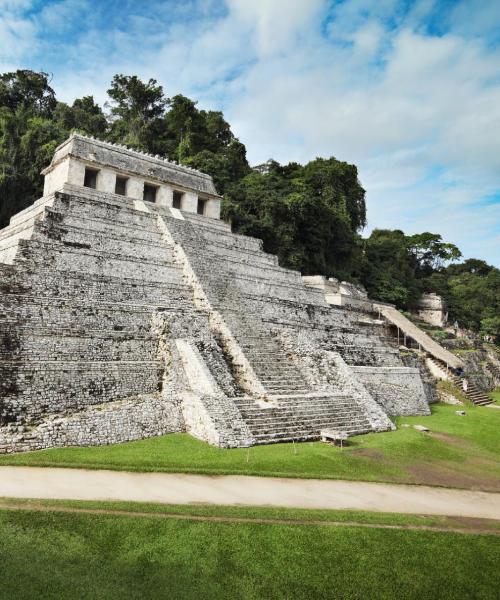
[[1, 0, 499, 266]]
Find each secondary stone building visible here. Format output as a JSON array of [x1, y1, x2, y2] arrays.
[[0, 134, 439, 453]]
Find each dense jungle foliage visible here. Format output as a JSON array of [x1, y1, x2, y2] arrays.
[[0, 70, 498, 338]]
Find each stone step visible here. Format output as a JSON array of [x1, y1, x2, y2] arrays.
[[233, 395, 357, 410], [261, 391, 312, 397], [257, 373, 306, 380], [250, 418, 371, 431], [244, 417, 370, 430], [239, 407, 366, 420], [238, 399, 362, 410], [246, 364, 300, 373], [236, 405, 357, 416], [252, 427, 372, 444], [249, 363, 301, 371], [249, 425, 371, 439], [259, 379, 307, 387], [234, 399, 354, 411], [249, 359, 301, 368], [240, 406, 362, 420]]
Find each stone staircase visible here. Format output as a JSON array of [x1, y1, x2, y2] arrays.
[[161, 213, 388, 442], [376, 304, 463, 369], [486, 362, 500, 383], [233, 394, 373, 444], [221, 310, 310, 396], [449, 374, 492, 406], [428, 357, 492, 406]]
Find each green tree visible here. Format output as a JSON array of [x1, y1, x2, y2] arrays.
[[303, 157, 367, 231], [107, 75, 166, 150], [54, 96, 108, 137], [0, 71, 63, 227], [481, 316, 500, 339], [0, 70, 56, 115], [441, 260, 500, 332], [223, 157, 365, 278], [407, 232, 462, 277], [359, 229, 421, 308]]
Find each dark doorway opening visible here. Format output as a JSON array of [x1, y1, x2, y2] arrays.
[[143, 184, 158, 203], [84, 167, 99, 189], [197, 197, 207, 215], [172, 190, 183, 209], [115, 176, 128, 196]]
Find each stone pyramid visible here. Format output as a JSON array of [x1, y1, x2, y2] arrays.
[[0, 134, 431, 453]]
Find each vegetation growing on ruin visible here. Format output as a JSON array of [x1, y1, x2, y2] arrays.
[[2, 404, 499, 491], [0, 70, 498, 337]]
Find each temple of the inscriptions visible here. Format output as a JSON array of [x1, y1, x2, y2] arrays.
[[0, 133, 461, 452]]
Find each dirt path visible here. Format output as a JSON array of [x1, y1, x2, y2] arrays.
[[1, 466, 499, 520], [1, 501, 498, 536]]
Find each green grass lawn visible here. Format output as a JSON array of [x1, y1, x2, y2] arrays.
[[0, 504, 499, 600], [489, 389, 500, 404], [3, 497, 500, 532], [1, 404, 499, 490]]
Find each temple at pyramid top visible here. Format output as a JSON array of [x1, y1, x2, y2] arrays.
[[41, 133, 222, 218]]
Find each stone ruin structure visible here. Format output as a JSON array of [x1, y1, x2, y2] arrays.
[[413, 293, 448, 328], [0, 134, 441, 453]]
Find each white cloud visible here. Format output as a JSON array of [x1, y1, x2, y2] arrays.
[[0, 0, 499, 264], [0, 0, 37, 65], [226, 0, 324, 58], [38, 0, 89, 31]]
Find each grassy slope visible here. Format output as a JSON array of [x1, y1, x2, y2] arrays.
[[1, 404, 499, 490], [0, 506, 499, 600], [489, 389, 500, 404]]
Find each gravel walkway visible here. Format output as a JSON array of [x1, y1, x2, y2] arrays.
[[1, 466, 499, 519]]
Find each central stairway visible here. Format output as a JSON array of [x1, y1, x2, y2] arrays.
[[233, 394, 373, 444], [220, 310, 310, 396], [162, 210, 391, 443]]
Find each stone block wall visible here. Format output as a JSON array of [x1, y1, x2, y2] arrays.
[[350, 366, 430, 415]]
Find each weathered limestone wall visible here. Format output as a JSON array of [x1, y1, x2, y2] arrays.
[[0, 189, 186, 431], [0, 394, 184, 454], [350, 366, 430, 415]]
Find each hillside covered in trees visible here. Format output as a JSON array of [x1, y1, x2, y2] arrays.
[[0, 70, 498, 339]]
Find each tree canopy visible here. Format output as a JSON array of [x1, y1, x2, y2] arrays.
[[0, 69, 497, 340]]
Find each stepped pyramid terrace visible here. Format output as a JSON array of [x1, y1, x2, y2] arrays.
[[0, 133, 460, 453]]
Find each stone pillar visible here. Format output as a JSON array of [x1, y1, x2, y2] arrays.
[[183, 191, 198, 213], [127, 177, 144, 200], [98, 168, 116, 194], [157, 185, 173, 207], [67, 158, 86, 186], [204, 198, 221, 219]]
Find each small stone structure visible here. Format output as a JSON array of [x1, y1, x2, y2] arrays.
[[42, 134, 221, 218], [0, 135, 440, 453], [414, 293, 447, 327], [302, 276, 374, 312]]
